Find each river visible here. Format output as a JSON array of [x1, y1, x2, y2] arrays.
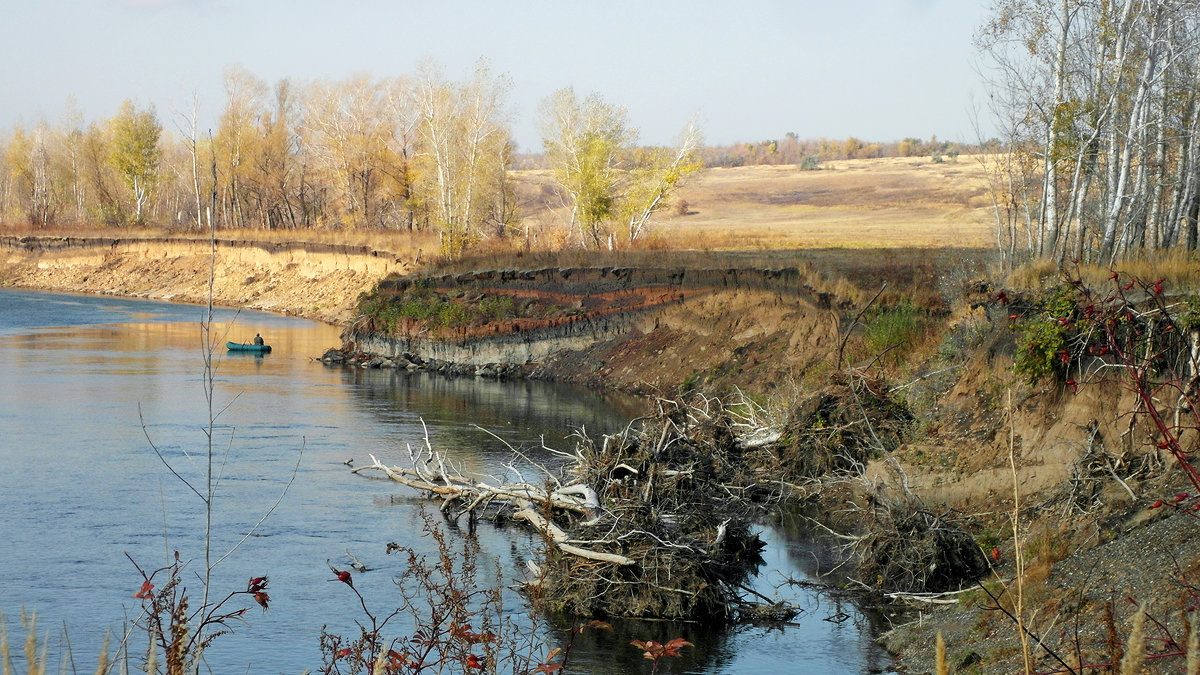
[[0, 289, 893, 674]]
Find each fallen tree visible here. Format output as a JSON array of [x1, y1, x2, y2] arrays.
[[352, 398, 798, 622], [352, 374, 990, 623]]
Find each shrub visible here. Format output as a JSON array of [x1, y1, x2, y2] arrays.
[[478, 295, 516, 323], [1011, 284, 1076, 384], [1014, 318, 1067, 383], [862, 304, 928, 365]]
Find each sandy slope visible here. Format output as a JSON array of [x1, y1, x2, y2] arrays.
[[0, 237, 410, 325]]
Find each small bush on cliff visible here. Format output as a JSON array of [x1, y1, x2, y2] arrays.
[[1011, 284, 1076, 384], [478, 294, 515, 322]]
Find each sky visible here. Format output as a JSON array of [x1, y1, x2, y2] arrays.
[[0, 0, 995, 152]]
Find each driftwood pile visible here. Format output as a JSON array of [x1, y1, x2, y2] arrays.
[[849, 493, 989, 594], [354, 377, 987, 615], [769, 375, 988, 597], [777, 372, 912, 477], [353, 398, 794, 622]]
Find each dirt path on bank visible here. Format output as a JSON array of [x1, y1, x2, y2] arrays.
[[0, 236, 411, 325]]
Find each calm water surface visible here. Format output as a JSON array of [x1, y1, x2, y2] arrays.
[[0, 289, 892, 673]]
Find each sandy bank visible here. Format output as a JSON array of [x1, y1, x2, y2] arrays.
[[0, 236, 412, 324]]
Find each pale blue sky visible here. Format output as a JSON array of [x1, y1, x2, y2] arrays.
[[0, 0, 993, 151]]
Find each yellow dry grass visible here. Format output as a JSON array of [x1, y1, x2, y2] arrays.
[[1005, 248, 1200, 294], [512, 155, 994, 250], [652, 155, 995, 249]]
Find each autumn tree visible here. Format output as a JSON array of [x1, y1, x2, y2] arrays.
[[212, 66, 268, 229], [302, 74, 416, 229], [59, 102, 88, 224], [977, 0, 1200, 263], [540, 88, 634, 247], [80, 121, 125, 226], [413, 60, 513, 257], [0, 134, 11, 221], [622, 118, 703, 242], [541, 88, 702, 247], [108, 100, 162, 224], [173, 94, 207, 231], [246, 78, 307, 229], [4, 124, 57, 226]]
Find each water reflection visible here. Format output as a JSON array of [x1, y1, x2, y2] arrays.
[[0, 289, 892, 674], [340, 368, 647, 473]]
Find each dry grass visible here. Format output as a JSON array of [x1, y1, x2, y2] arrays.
[[1020, 521, 1072, 587], [1006, 250, 1200, 294], [3, 224, 439, 258], [643, 155, 993, 249], [216, 227, 438, 255], [513, 155, 995, 251]]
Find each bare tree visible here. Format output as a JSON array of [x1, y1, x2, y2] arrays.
[[977, 0, 1200, 263], [413, 59, 513, 257]]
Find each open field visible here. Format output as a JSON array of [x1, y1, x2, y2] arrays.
[[660, 156, 995, 248], [516, 155, 996, 250]]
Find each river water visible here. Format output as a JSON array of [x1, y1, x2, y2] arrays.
[[0, 289, 893, 674]]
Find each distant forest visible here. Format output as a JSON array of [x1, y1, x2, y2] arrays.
[[8, 2, 1195, 266], [698, 134, 975, 168]]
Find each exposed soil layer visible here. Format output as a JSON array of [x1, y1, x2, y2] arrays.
[[0, 235, 408, 324], [350, 266, 846, 395]]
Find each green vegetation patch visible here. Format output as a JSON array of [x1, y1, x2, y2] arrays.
[[356, 282, 575, 337], [862, 304, 928, 358], [849, 303, 940, 372], [357, 285, 509, 334], [1012, 284, 1076, 383], [1007, 275, 1200, 387]]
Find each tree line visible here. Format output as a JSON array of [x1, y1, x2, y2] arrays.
[[0, 61, 704, 258], [978, 0, 1200, 265], [700, 133, 973, 168]]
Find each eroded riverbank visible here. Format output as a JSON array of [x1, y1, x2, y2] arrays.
[[8, 235, 1198, 673], [0, 235, 408, 324]]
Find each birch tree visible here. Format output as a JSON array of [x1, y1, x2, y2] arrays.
[[251, 79, 303, 229], [413, 60, 513, 257], [6, 124, 57, 226], [540, 88, 633, 247], [303, 74, 407, 229], [623, 118, 703, 243], [214, 65, 268, 229], [977, 0, 1200, 263], [109, 100, 162, 224], [541, 89, 703, 248]]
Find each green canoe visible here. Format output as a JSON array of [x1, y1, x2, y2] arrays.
[[227, 341, 272, 353]]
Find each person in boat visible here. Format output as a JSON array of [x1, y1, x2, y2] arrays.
[[253, 333, 264, 346]]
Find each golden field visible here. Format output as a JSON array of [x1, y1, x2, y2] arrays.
[[515, 155, 996, 251]]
